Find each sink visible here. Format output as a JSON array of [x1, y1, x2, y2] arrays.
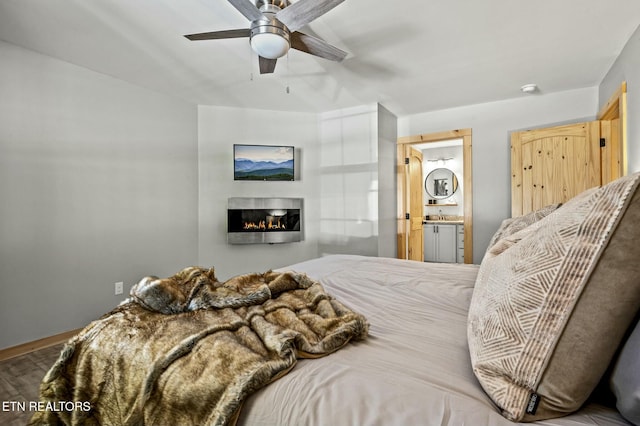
[[423, 215, 463, 225], [424, 219, 463, 224]]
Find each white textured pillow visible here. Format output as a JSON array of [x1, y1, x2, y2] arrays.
[[486, 202, 561, 251], [468, 172, 640, 422]]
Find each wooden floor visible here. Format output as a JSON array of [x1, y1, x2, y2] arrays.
[[0, 343, 64, 426]]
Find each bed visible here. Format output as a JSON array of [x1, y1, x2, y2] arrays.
[[31, 171, 640, 425], [237, 255, 631, 426]]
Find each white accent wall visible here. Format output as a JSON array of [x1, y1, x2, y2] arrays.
[[317, 104, 397, 258]]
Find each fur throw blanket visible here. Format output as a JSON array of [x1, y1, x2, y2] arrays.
[[30, 267, 369, 426]]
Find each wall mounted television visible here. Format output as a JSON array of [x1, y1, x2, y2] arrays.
[[234, 144, 294, 181]]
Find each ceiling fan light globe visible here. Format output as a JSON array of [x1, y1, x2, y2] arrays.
[[251, 32, 290, 59]]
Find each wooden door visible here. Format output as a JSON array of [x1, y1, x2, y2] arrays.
[[407, 147, 424, 261], [511, 121, 601, 217]]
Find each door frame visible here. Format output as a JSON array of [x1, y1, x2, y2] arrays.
[[397, 128, 473, 264], [406, 146, 424, 261], [597, 81, 627, 182]]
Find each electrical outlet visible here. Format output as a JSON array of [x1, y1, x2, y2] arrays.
[[115, 281, 124, 295]]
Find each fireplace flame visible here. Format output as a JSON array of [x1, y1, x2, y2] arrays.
[[243, 216, 286, 231], [268, 217, 286, 230], [244, 220, 266, 230]]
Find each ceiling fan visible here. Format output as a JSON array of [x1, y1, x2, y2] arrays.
[[184, 0, 348, 74]]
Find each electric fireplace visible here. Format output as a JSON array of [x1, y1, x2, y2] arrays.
[[227, 198, 302, 244]]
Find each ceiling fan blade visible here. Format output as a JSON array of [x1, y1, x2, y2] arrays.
[[259, 56, 277, 74], [291, 32, 347, 62], [184, 29, 250, 41], [276, 0, 346, 32], [228, 0, 264, 21]]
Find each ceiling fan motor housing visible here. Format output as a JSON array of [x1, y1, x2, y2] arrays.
[[250, 0, 291, 59], [255, 0, 290, 11]]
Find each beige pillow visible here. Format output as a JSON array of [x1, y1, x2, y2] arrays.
[[486, 202, 561, 250], [468, 172, 640, 422]]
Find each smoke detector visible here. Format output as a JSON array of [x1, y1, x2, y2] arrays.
[[521, 83, 538, 94]]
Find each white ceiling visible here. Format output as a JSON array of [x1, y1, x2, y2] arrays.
[[1, 0, 639, 116]]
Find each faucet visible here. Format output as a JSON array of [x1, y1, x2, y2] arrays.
[[438, 209, 443, 220]]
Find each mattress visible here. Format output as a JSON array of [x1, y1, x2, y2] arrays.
[[237, 254, 629, 426]]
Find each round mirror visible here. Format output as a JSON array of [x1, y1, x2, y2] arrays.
[[425, 168, 459, 199]]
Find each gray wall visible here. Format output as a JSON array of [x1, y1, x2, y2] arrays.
[[197, 105, 321, 281], [398, 88, 598, 263], [0, 41, 199, 349], [377, 104, 398, 258], [599, 24, 640, 173]]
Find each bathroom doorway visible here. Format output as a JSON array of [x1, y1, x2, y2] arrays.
[[397, 129, 473, 263]]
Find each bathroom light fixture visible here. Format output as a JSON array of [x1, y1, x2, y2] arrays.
[[521, 83, 538, 94], [427, 157, 454, 163]]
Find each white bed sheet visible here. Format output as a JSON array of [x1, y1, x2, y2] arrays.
[[237, 255, 628, 426]]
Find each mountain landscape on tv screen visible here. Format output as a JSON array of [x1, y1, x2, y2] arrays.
[[234, 159, 294, 180]]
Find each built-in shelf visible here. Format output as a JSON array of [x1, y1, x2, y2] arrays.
[[425, 203, 458, 207]]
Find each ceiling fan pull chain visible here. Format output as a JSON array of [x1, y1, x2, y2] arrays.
[[285, 51, 290, 94], [249, 43, 254, 81]]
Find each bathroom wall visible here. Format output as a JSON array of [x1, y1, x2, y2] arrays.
[[422, 144, 464, 219]]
